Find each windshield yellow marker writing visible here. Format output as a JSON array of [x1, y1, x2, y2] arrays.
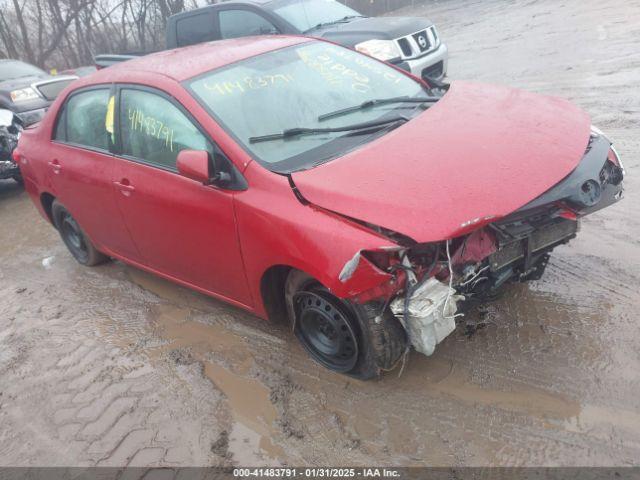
[[203, 74, 294, 95]]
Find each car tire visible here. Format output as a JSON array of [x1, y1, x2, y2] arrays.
[[285, 270, 406, 380], [51, 200, 108, 266]]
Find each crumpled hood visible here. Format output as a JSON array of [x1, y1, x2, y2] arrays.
[[291, 81, 591, 242]]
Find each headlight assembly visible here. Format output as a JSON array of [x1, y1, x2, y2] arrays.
[[355, 39, 402, 62], [10, 87, 40, 103], [592, 125, 625, 177]]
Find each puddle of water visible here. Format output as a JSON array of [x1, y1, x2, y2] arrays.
[[127, 268, 223, 313], [147, 303, 284, 464], [151, 304, 245, 354], [204, 361, 284, 464], [227, 421, 282, 466]]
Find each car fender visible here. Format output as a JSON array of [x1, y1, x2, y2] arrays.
[[235, 163, 400, 319]]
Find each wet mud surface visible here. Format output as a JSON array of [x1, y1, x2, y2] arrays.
[[1, 0, 639, 467]]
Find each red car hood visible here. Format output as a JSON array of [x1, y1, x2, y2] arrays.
[[291, 81, 591, 242]]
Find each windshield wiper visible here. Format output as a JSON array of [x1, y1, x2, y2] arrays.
[[318, 96, 439, 122], [304, 15, 364, 33], [249, 116, 408, 144]]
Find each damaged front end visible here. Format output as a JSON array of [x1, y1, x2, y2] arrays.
[[340, 129, 625, 359]]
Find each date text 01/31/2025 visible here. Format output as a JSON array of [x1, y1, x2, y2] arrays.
[[233, 468, 402, 478]]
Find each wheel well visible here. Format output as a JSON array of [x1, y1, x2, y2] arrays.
[[260, 265, 292, 323], [40, 192, 56, 226]]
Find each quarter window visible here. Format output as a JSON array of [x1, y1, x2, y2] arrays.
[[119, 89, 212, 170], [219, 10, 278, 39], [55, 89, 111, 150]]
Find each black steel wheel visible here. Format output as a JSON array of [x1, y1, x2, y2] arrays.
[[51, 200, 108, 266], [294, 290, 359, 373], [285, 269, 407, 380], [60, 211, 89, 263]]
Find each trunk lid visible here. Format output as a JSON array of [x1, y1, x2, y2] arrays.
[[291, 81, 591, 242]]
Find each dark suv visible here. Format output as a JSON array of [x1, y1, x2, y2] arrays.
[[0, 59, 77, 183], [0, 59, 77, 126], [170, 0, 448, 79], [98, 0, 448, 81]]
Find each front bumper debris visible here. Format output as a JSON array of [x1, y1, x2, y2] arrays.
[[390, 277, 462, 356]]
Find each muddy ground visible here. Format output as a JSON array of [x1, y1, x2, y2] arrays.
[[1, 0, 639, 468]]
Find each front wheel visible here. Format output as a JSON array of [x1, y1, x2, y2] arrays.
[[285, 270, 406, 380], [51, 200, 108, 266]]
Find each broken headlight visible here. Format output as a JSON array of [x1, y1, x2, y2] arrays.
[[592, 124, 625, 178]]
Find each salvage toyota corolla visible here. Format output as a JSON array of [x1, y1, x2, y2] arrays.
[[15, 37, 624, 379]]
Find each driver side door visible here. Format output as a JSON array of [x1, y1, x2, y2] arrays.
[[111, 85, 252, 307]]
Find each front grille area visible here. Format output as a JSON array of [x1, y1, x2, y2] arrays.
[[422, 61, 443, 79], [489, 217, 578, 271], [395, 26, 439, 59], [397, 37, 412, 57], [412, 30, 431, 53]]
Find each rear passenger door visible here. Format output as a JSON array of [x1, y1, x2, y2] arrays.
[[111, 85, 252, 306], [50, 87, 141, 260]]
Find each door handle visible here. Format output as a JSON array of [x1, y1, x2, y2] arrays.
[[48, 159, 61, 174], [113, 179, 135, 196]]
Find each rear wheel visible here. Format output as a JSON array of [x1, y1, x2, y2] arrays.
[[285, 270, 406, 380], [52, 200, 108, 266]]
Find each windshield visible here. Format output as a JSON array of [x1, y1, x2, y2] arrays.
[[0, 60, 46, 82], [187, 41, 425, 172], [267, 0, 362, 32]]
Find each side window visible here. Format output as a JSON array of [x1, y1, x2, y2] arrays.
[[119, 88, 212, 171], [58, 89, 111, 150], [219, 10, 278, 39], [176, 13, 216, 47]]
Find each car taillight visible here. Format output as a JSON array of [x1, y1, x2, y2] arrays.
[[11, 150, 20, 164]]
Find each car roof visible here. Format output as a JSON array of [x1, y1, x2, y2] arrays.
[[89, 36, 310, 84]]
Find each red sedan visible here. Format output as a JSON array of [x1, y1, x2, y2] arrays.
[[15, 36, 624, 379]]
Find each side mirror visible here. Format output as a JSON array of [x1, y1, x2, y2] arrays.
[[177, 150, 211, 184]]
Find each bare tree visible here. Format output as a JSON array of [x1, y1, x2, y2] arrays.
[[0, 0, 191, 68]]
